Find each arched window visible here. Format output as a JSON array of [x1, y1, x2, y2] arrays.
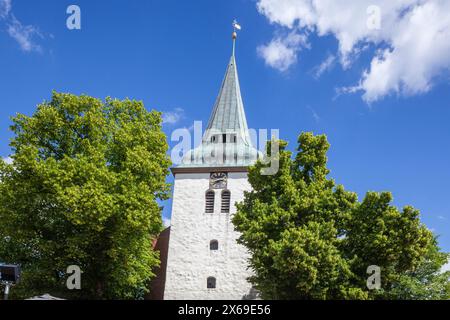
[[210, 240, 218, 251], [207, 277, 216, 289], [221, 190, 231, 213], [205, 190, 215, 213]]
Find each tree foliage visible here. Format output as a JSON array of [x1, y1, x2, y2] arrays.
[[233, 132, 448, 299], [385, 241, 450, 299], [0, 92, 171, 299]]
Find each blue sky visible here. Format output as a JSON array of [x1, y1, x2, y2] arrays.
[[0, 0, 449, 252]]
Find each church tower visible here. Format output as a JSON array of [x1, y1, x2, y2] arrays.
[[163, 23, 258, 300]]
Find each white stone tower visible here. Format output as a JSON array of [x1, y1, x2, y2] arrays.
[[163, 23, 259, 300]]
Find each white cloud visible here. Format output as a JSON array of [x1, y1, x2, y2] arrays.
[[2, 156, 13, 164], [0, 0, 43, 53], [7, 15, 42, 52], [162, 108, 184, 125], [442, 262, 450, 272], [0, 0, 11, 18], [442, 258, 450, 274], [257, 32, 309, 72], [257, 0, 450, 103], [312, 54, 335, 79], [307, 105, 320, 122], [162, 216, 171, 228]]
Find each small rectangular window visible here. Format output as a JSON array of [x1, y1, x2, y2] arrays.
[[207, 277, 216, 289], [210, 240, 219, 250]]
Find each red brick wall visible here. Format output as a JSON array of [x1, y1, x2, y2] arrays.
[[147, 227, 170, 300]]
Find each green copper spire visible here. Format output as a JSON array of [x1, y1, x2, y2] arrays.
[[179, 21, 258, 168], [204, 54, 252, 145], [205, 20, 249, 140]]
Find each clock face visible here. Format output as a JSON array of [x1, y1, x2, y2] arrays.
[[210, 172, 227, 189]]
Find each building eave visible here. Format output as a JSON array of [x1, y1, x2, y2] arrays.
[[171, 166, 249, 175]]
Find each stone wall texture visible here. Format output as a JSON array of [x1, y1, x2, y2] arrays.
[[164, 172, 254, 300]]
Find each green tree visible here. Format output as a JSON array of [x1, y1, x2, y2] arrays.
[[343, 191, 438, 298], [385, 240, 450, 300], [0, 92, 171, 299], [233, 132, 446, 299]]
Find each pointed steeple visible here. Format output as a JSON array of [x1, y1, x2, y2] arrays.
[[179, 21, 258, 168], [204, 49, 251, 145]]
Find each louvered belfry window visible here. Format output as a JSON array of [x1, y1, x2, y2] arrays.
[[221, 190, 231, 213], [205, 190, 215, 213]]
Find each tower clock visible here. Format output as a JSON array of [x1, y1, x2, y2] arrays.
[[210, 172, 227, 189]]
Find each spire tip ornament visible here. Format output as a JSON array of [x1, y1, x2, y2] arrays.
[[232, 19, 241, 56], [232, 19, 241, 35]]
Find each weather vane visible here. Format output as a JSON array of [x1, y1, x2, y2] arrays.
[[232, 19, 241, 39], [232, 19, 241, 56]]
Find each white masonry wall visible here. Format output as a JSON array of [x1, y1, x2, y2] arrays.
[[164, 171, 254, 300]]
